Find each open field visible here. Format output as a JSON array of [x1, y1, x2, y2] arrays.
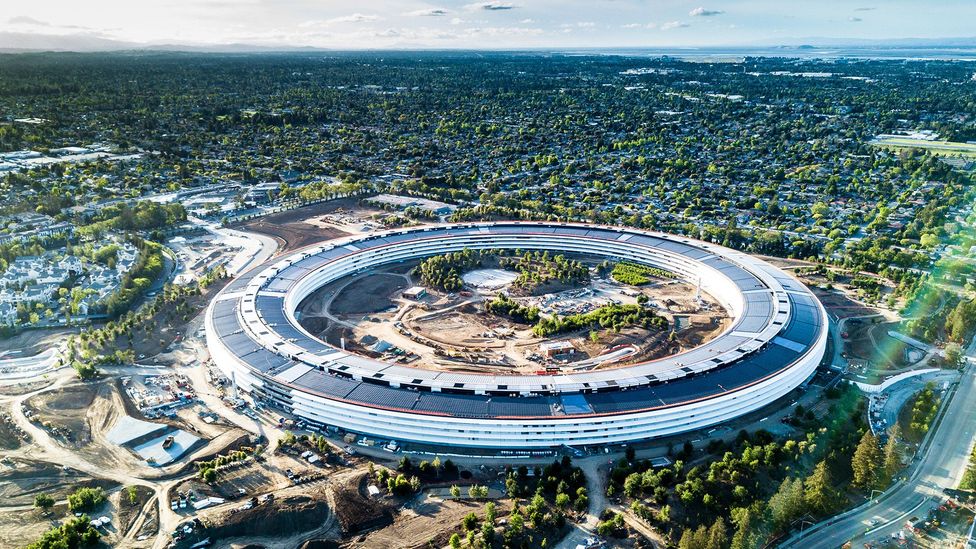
[[0, 457, 118, 507], [235, 199, 364, 253], [870, 135, 976, 157], [0, 327, 76, 356]]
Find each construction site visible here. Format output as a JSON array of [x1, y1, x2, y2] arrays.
[[0, 211, 833, 549], [296, 255, 730, 377]]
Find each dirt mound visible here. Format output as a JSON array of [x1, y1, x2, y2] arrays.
[[328, 471, 394, 534], [25, 381, 105, 446], [202, 494, 330, 540]]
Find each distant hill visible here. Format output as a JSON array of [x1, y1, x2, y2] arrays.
[[0, 32, 323, 53], [0, 32, 140, 52], [2, 30, 975, 54]]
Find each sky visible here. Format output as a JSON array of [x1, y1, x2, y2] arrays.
[[3, 0, 976, 50]]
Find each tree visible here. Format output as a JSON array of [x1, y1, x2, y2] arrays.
[[485, 501, 497, 524], [574, 494, 589, 512], [555, 492, 570, 509], [462, 512, 479, 531], [34, 493, 55, 513], [678, 525, 707, 549], [803, 460, 836, 514], [26, 515, 100, 549], [67, 487, 107, 513], [201, 468, 217, 483], [730, 507, 757, 549], [624, 473, 642, 498], [449, 533, 461, 549], [852, 431, 882, 489], [883, 424, 903, 482], [507, 508, 525, 538], [707, 518, 728, 549], [767, 477, 805, 531], [481, 521, 495, 544], [505, 476, 520, 498], [944, 342, 963, 367]]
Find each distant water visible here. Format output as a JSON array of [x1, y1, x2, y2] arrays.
[[561, 46, 976, 61]]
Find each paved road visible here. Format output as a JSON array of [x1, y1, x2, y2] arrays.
[[193, 217, 280, 276], [555, 459, 606, 549], [877, 371, 957, 431], [782, 360, 976, 548]]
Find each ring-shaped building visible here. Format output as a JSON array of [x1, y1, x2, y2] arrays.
[[206, 222, 827, 449]]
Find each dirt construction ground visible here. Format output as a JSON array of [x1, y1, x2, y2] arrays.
[[0, 327, 77, 356], [25, 381, 101, 447], [329, 273, 408, 316], [347, 495, 511, 549], [235, 199, 362, 253], [0, 457, 121, 548], [300, 262, 729, 376]]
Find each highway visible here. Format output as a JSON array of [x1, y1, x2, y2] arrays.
[[782, 357, 976, 547]]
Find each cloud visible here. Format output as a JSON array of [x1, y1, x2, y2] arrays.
[[462, 26, 542, 37], [519, 18, 534, 24], [406, 8, 449, 17], [313, 13, 381, 25], [622, 22, 658, 30], [8, 15, 51, 26], [660, 21, 689, 30], [849, 16, 863, 22], [689, 7, 724, 17], [466, 2, 516, 11], [854, 7, 876, 11]]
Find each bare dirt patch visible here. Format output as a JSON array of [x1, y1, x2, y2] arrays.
[[202, 491, 332, 540], [298, 260, 729, 376], [330, 274, 409, 317], [25, 381, 100, 446], [171, 459, 282, 503], [235, 199, 359, 253], [328, 470, 396, 534], [811, 286, 879, 318], [845, 320, 910, 369], [346, 496, 510, 549], [116, 278, 231, 358], [0, 457, 117, 507], [0, 378, 55, 396], [0, 411, 29, 449], [0, 327, 76, 356], [0, 507, 65, 548], [116, 485, 156, 537]]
